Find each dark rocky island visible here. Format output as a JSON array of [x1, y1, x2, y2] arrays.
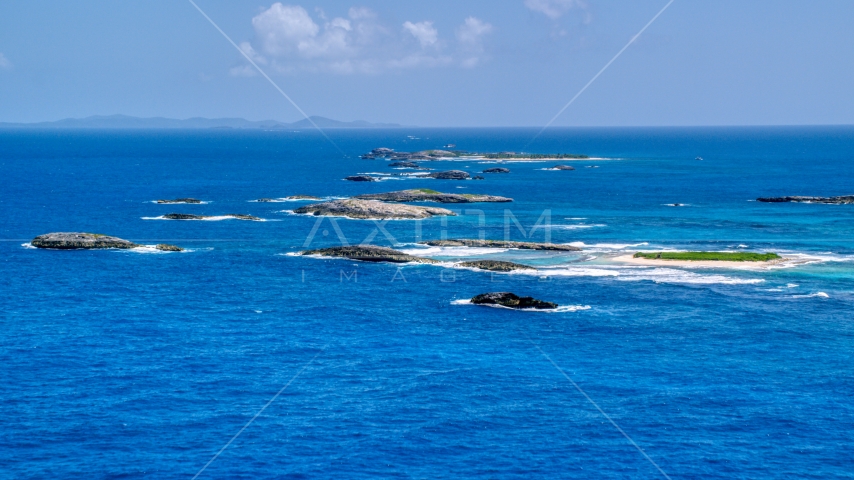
[[482, 167, 510, 173], [757, 195, 854, 204], [428, 170, 470, 180], [345, 175, 378, 182], [388, 161, 428, 169], [293, 199, 456, 220], [297, 244, 537, 272], [300, 245, 437, 264], [31, 232, 140, 249], [355, 189, 512, 204], [470, 292, 558, 310], [31, 232, 185, 251], [162, 213, 261, 221], [360, 148, 588, 161], [156, 198, 203, 204], [457, 260, 535, 272], [421, 239, 580, 251]]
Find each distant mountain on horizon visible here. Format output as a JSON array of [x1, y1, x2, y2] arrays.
[[0, 114, 404, 129]]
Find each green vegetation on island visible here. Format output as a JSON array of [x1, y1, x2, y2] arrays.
[[633, 251, 781, 262]]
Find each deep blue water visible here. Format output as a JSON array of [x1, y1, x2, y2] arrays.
[[2, 126, 854, 478]]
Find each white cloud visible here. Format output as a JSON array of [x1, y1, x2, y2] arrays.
[[457, 17, 492, 47], [456, 17, 493, 68], [251, 3, 357, 60], [524, 0, 589, 20], [242, 3, 492, 74], [347, 6, 375, 20], [403, 21, 438, 47], [0, 53, 12, 70], [240, 41, 267, 64], [253, 4, 319, 56], [229, 65, 257, 77]]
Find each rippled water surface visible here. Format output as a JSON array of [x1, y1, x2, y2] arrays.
[[2, 126, 854, 478]]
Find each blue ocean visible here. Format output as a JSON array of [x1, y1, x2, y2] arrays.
[[2, 126, 854, 479]]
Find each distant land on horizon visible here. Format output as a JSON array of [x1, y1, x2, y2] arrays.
[[0, 114, 404, 129]]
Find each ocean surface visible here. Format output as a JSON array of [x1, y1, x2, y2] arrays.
[[2, 126, 854, 478]]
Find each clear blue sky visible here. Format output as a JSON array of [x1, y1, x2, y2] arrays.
[[1, 0, 853, 126]]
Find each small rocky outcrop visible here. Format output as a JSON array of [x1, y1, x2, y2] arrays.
[[156, 198, 202, 204], [345, 175, 378, 182], [163, 213, 205, 220], [256, 198, 276, 202], [287, 195, 322, 200], [162, 213, 261, 221], [483, 167, 510, 174], [155, 244, 183, 252], [471, 292, 558, 310], [473, 175, 485, 180], [300, 245, 437, 264], [31, 232, 140, 250], [428, 170, 470, 180], [757, 195, 854, 204], [421, 239, 580, 251], [355, 189, 512, 204], [361, 148, 395, 159], [457, 260, 535, 272], [293, 199, 455, 220], [388, 161, 427, 169], [553, 165, 575, 170]]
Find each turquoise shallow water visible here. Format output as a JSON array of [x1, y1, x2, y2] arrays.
[[1, 126, 854, 478]]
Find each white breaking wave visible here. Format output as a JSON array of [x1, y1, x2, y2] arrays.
[[142, 215, 269, 221], [375, 176, 416, 181], [248, 196, 343, 203], [568, 241, 649, 250], [355, 172, 430, 179], [539, 224, 606, 230], [283, 211, 429, 221], [509, 265, 764, 285], [126, 245, 190, 254], [287, 249, 765, 286], [23, 242, 200, 253], [399, 246, 510, 257], [779, 251, 854, 264], [792, 292, 830, 299], [451, 299, 591, 313]]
